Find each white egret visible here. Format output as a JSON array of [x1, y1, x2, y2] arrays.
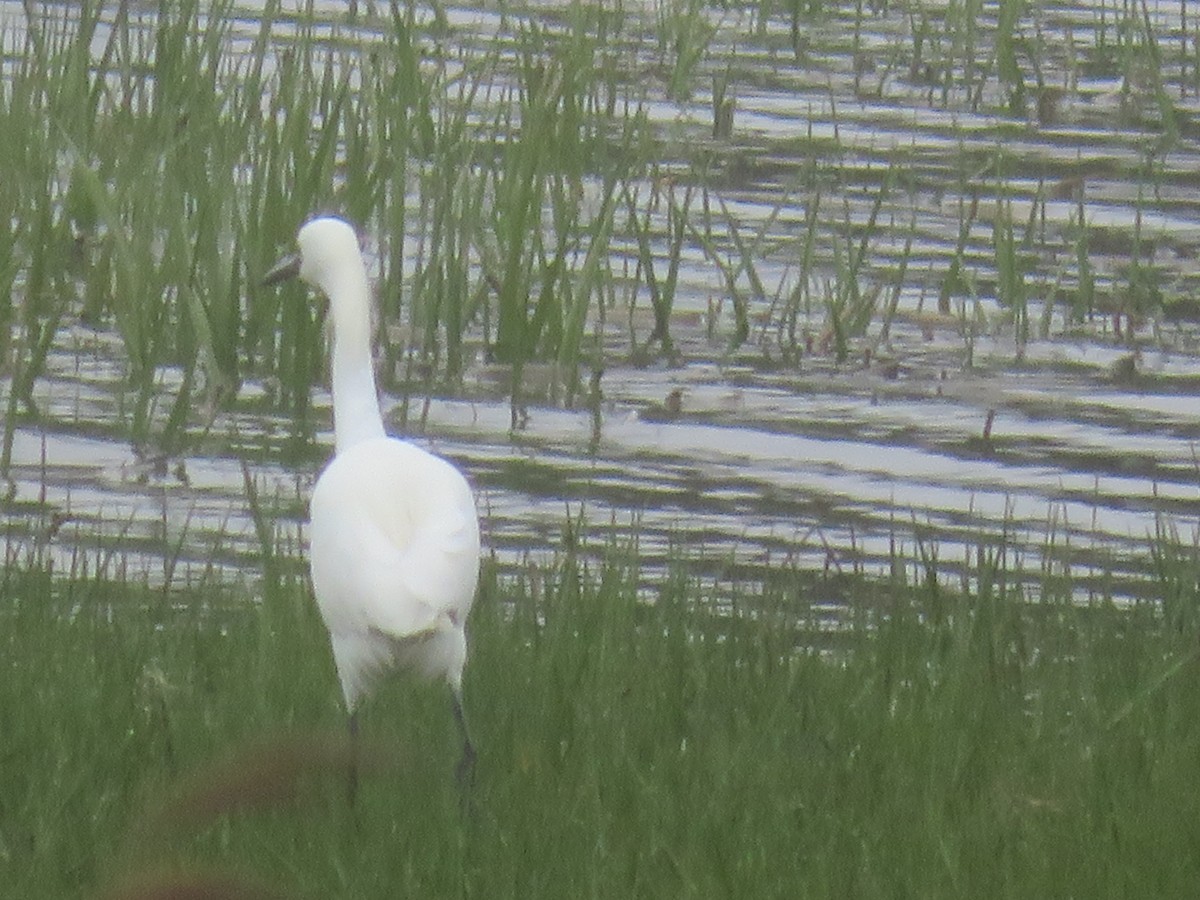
[[263, 216, 481, 784]]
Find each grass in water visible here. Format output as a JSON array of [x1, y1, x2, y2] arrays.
[[3, 1, 1195, 462], [3, 524, 1200, 898]]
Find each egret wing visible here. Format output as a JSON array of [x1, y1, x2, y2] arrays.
[[308, 437, 481, 641]]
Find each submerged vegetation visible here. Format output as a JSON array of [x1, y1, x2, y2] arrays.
[[2, 0, 1200, 457]]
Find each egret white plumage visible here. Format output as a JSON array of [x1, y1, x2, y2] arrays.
[[263, 216, 481, 783]]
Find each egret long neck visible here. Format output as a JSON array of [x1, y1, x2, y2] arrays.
[[326, 269, 386, 454]]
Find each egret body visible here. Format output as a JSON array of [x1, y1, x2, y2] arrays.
[[264, 217, 481, 780]]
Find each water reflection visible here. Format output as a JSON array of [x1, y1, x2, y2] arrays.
[[3, 1, 1200, 609]]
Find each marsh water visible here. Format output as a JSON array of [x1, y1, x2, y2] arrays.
[[4, 1, 1200, 609]]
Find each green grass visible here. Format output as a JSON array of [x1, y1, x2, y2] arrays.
[[3, 525, 1200, 898], [1, 1, 1195, 459]]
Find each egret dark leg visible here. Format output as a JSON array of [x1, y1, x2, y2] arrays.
[[451, 689, 476, 788], [347, 707, 360, 806]]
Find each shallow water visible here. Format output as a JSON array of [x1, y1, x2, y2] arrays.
[[3, 1, 1200, 608]]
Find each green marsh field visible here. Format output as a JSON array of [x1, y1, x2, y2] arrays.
[[4, 1, 1200, 897]]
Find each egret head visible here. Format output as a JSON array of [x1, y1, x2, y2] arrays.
[[263, 216, 364, 298]]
